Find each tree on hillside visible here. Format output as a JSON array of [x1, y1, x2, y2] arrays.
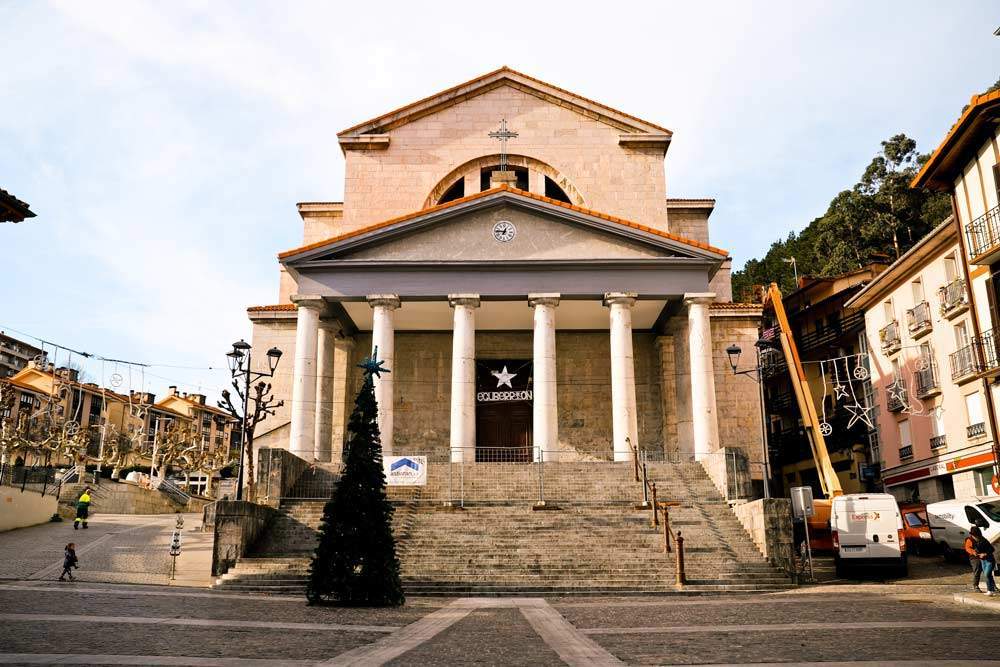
[[732, 134, 950, 301], [306, 348, 403, 607]]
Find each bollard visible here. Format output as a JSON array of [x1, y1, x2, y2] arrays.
[[675, 531, 686, 586], [663, 505, 671, 553]]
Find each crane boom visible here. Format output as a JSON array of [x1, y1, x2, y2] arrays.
[[766, 282, 843, 498]]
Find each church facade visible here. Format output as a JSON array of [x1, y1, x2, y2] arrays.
[[248, 67, 764, 470]]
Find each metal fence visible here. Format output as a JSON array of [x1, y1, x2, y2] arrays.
[[0, 464, 59, 497]]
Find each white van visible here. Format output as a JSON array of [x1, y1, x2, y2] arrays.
[[926, 497, 1000, 559], [830, 493, 907, 577]]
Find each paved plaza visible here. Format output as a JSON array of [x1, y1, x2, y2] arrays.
[[2, 516, 1000, 665]]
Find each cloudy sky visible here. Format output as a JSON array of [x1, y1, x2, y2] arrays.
[[1, 1, 997, 400]]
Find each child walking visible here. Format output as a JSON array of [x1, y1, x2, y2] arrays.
[[59, 543, 78, 582]]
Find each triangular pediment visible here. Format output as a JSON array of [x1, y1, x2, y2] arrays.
[[337, 67, 671, 138], [280, 188, 727, 266]]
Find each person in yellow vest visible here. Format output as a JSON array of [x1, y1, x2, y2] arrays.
[[74, 487, 92, 530]]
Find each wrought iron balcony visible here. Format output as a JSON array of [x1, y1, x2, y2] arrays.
[[965, 204, 1000, 264], [879, 320, 902, 354], [898, 445, 914, 460], [887, 387, 908, 412], [976, 329, 1000, 378], [759, 347, 787, 380], [914, 361, 940, 398], [938, 278, 969, 319], [797, 310, 865, 353], [950, 343, 981, 382], [967, 422, 987, 439], [906, 301, 932, 338], [929, 434, 947, 450]]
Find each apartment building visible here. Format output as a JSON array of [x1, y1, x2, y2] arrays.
[[156, 386, 236, 456], [909, 89, 1000, 500], [845, 219, 992, 501], [762, 265, 884, 496], [0, 331, 45, 379]]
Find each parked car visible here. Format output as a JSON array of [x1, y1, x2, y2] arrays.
[[899, 502, 935, 555], [831, 493, 907, 577], [926, 497, 1000, 561]]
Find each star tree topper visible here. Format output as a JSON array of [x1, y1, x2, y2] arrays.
[[358, 346, 391, 379]]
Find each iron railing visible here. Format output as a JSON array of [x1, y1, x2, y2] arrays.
[[879, 320, 902, 353], [887, 388, 908, 412], [938, 278, 968, 317], [0, 464, 59, 496], [915, 362, 939, 397], [976, 329, 1000, 375], [899, 445, 913, 460], [759, 348, 787, 379], [950, 343, 980, 381], [154, 476, 191, 506], [798, 311, 865, 352], [968, 422, 987, 439], [906, 301, 932, 335], [628, 439, 686, 587], [929, 434, 947, 450], [965, 204, 1000, 259]]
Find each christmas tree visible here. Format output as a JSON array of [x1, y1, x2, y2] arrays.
[[306, 347, 404, 606]]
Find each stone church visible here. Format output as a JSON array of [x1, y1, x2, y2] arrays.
[[248, 67, 764, 471]]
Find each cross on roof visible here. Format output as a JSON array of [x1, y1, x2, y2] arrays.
[[487, 118, 518, 173]]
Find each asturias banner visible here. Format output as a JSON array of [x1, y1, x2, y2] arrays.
[[383, 456, 427, 486]]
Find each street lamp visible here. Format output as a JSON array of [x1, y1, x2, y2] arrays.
[[219, 339, 283, 501], [725, 339, 775, 499]]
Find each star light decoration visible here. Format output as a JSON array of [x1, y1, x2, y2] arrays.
[[491, 365, 517, 388], [844, 402, 875, 430], [358, 346, 391, 379], [886, 380, 908, 408], [833, 383, 849, 401]]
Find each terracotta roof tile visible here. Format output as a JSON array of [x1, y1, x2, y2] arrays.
[[278, 185, 729, 260], [338, 66, 671, 137], [247, 304, 296, 312], [709, 302, 762, 310]]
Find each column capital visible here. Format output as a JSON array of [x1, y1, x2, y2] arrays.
[[603, 292, 637, 308], [291, 294, 326, 310], [528, 293, 560, 307], [448, 294, 481, 308], [318, 319, 342, 333], [367, 294, 400, 310], [683, 292, 716, 307]]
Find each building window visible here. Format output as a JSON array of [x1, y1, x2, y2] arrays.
[[437, 178, 464, 205], [898, 419, 913, 459], [911, 277, 924, 304], [975, 467, 998, 496], [883, 299, 895, 325], [966, 392, 986, 439]]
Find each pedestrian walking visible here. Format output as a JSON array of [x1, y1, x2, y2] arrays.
[[59, 543, 78, 582], [74, 487, 92, 530], [973, 527, 996, 597], [965, 527, 983, 592]]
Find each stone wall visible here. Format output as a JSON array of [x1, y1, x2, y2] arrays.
[[211, 500, 279, 576], [347, 331, 663, 460], [59, 481, 207, 515], [0, 488, 57, 531], [700, 447, 753, 501], [710, 311, 765, 476], [255, 448, 310, 508], [733, 498, 794, 570]]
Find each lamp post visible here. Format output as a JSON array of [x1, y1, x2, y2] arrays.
[[219, 339, 283, 501], [725, 340, 774, 499]]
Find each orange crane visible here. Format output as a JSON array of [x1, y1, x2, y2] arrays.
[[765, 282, 843, 499]]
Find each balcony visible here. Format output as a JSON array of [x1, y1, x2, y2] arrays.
[[879, 320, 902, 355], [976, 329, 1000, 378], [965, 204, 1000, 264], [899, 445, 914, 460], [887, 387, 908, 412], [906, 301, 932, 338], [767, 390, 794, 412], [967, 422, 987, 440], [759, 348, 787, 380], [930, 434, 947, 450], [914, 361, 940, 398], [950, 343, 981, 383], [798, 310, 865, 353], [938, 278, 969, 319]]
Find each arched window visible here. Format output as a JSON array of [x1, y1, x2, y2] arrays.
[[437, 178, 465, 205], [480, 165, 528, 191], [544, 176, 572, 204]]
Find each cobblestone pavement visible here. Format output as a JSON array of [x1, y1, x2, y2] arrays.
[[0, 513, 202, 585], [0, 582, 999, 665]]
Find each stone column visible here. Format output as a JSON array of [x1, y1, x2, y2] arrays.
[[313, 320, 340, 462], [530, 294, 560, 462], [449, 295, 480, 463], [289, 296, 323, 460], [685, 293, 720, 461], [368, 295, 400, 455], [604, 292, 639, 462]]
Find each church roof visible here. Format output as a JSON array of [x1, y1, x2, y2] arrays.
[[277, 185, 729, 261], [337, 66, 672, 137]]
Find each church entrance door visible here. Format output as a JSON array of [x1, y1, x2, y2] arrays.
[[475, 360, 533, 463]]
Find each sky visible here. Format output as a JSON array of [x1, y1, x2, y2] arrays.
[[0, 0, 997, 402]]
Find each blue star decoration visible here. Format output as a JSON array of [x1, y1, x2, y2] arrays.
[[358, 346, 391, 379]]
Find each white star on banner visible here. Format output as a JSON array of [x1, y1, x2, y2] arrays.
[[491, 365, 517, 388]]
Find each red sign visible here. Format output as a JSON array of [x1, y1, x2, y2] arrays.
[[992, 474, 1000, 496]]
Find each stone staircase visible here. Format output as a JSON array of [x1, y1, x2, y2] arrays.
[[214, 460, 793, 595]]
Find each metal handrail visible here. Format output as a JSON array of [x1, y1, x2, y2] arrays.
[[965, 204, 1000, 258], [627, 438, 686, 587]]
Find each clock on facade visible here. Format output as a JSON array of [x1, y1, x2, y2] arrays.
[[492, 220, 516, 243]]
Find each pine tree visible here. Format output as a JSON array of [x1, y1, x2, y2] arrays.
[[306, 348, 404, 606]]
